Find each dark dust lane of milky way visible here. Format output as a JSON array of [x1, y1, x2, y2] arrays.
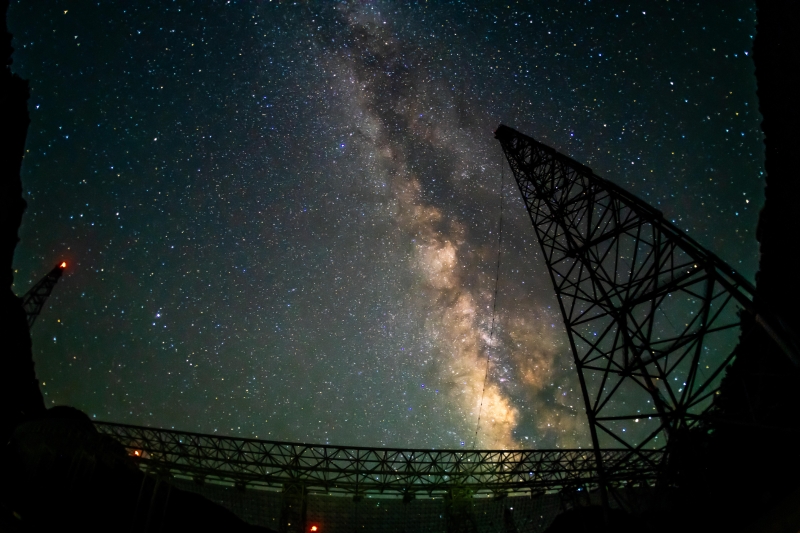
[[8, 1, 762, 450]]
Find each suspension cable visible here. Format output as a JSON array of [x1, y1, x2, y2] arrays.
[[472, 149, 506, 449]]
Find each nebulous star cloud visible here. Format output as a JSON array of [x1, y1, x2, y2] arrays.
[[13, 0, 760, 450], [322, 3, 567, 448]]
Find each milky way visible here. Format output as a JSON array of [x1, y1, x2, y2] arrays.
[[10, 1, 762, 449]]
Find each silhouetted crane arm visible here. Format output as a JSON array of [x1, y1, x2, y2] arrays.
[[22, 261, 67, 329]]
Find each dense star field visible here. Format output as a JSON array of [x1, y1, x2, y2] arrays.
[[9, 1, 762, 450]]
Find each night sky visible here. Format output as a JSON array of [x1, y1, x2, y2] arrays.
[[9, 1, 762, 450]]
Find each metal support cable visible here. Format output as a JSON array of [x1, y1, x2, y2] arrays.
[[473, 150, 506, 449]]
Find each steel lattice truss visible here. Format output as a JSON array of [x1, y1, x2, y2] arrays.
[[95, 422, 662, 495], [495, 125, 756, 461], [22, 262, 66, 329]]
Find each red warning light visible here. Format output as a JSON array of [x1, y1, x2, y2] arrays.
[[310, 526, 318, 532], [59, 262, 67, 269]]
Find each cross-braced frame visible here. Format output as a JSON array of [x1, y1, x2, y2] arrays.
[[495, 125, 756, 473], [95, 422, 661, 496], [22, 262, 65, 329]]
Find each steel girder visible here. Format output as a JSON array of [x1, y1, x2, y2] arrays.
[[22, 262, 65, 329], [95, 422, 661, 495], [495, 125, 755, 464]]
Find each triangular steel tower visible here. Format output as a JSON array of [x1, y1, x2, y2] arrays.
[[22, 262, 67, 329], [495, 125, 757, 474]]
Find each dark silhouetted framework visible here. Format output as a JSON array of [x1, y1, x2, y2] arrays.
[[495, 124, 758, 480], [22, 262, 66, 328], [95, 422, 662, 496]]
